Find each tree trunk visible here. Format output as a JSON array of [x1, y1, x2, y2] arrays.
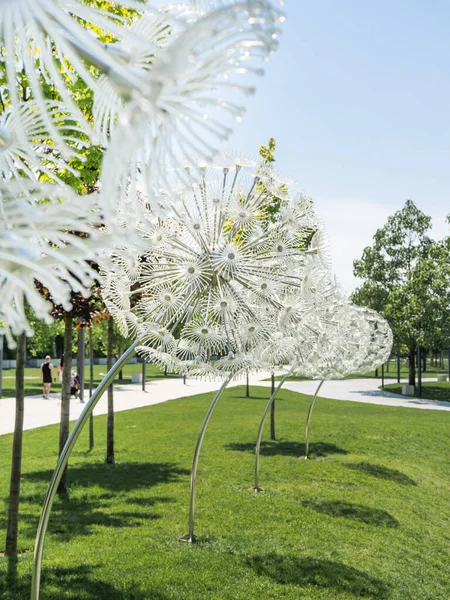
[[0, 333, 4, 399], [106, 317, 115, 464], [57, 311, 73, 495], [408, 345, 416, 386], [270, 401, 276, 441], [269, 373, 276, 440], [89, 324, 94, 450], [5, 333, 26, 557], [77, 327, 85, 403]]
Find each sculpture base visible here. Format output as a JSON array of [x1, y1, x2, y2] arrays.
[[252, 486, 263, 493], [179, 533, 197, 543]]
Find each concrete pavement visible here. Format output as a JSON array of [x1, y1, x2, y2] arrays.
[[258, 378, 450, 412]]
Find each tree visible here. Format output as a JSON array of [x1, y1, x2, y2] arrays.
[[258, 137, 285, 222], [57, 312, 73, 495], [258, 138, 282, 439], [24, 312, 64, 358], [106, 316, 115, 465], [353, 200, 450, 385], [88, 324, 95, 450], [5, 333, 25, 557]]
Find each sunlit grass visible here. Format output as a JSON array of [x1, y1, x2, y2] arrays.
[[1, 386, 449, 599]]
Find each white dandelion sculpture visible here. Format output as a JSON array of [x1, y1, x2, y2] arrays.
[[292, 304, 393, 460], [298, 304, 393, 458], [103, 156, 323, 372], [0, 0, 156, 150], [0, 180, 102, 348], [0, 0, 285, 228], [100, 155, 326, 541], [0, 101, 88, 186], [98, 1, 285, 219], [253, 299, 393, 492]]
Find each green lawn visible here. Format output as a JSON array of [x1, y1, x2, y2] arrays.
[[0, 363, 180, 399], [383, 381, 450, 402], [1, 386, 449, 599]]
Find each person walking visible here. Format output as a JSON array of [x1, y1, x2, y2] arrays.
[[40, 355, 56, 399]]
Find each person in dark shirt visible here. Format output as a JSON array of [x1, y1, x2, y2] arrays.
[[70, 371, 81, 398], [40, 355, 56, 399]]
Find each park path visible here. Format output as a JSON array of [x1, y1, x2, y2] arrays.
[[1, 375, 449, 437], [257, 378, 450, 412], [0, 373, 269, 437]]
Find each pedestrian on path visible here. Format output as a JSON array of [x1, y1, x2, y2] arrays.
[[40, 355, 56, 399]]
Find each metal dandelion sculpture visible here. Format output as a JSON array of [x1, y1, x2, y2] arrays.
[[99, 1, 284, 218], [104, 157, 319, 360], [0, 101, 88, 185], [100, 155, 327, 541], [0, 0, 151, 148], [0, 180, 102, 348], [252, 296, 394, 491]]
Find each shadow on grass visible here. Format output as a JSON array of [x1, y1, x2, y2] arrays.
[[246, 553, 390, 599], [0, 562, 169, 600], [0, 463, 187, 540], [225, 440, 348, 459], [22, 461, 190, 492], [0, 496, 176, 541], [301, 499, 399, 528], [345, 462, 416, 486]]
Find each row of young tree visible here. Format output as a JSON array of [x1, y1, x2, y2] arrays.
[[2, 1, 137, 558], [352, 200, 450, 385], [5, 303, 124, 557]]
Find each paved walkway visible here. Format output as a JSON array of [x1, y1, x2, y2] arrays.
[[1, 375, 449, 437], [258, 378, 450, 412], [0, 373, 269, 437]]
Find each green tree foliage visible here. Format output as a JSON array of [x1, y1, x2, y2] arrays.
[[25, 312, 64, 358], [257, 138, 316, 251], [258, 137, 284, 221], [352, 200, 450, 385]]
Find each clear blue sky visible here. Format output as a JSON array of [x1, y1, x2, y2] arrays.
[[228, 0, 450, 292]]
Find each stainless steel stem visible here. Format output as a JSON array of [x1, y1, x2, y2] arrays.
[[253, 373, 289, 492], [30, 339, 140, 600], [303, 380, 324, 460], [179, 374, 233, 543]]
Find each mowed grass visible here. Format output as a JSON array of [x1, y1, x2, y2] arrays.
[[0, 363, 179, 399], [383, 381, 450, 402], [1, 386, 449, 599]]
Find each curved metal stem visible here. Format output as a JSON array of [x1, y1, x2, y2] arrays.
[[179, 374, 233, 543], [31, 339, 140, 600], [253, 373, 289, 492], [303, 380, 324, 460]]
